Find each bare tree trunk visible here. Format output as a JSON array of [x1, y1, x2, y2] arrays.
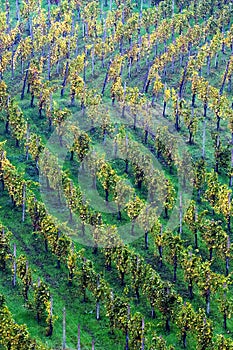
[[83, 46, 87, 83], [96, 275, 100, 320], [163, 101, 167, 117], [220, 59, 230, 95], [145, 231, 148, 250], [179, 193, 182, 234], [143, 64, 151, 93], [151, 305, 155, 319], [223, 311, 227, 330], [47, 0, 51, 27], [214, 52, 218, 69], [21, 61, 30, 100], [206, 291, 210, 315], [77, 324, 81, 350], [102, 60, 111, 95], [16, 0, 20, 21], [166, 318, 170, 332], [182, 331, 187, 348], [228, 74, 232, 92]]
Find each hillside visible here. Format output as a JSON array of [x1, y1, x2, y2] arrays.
[[0, 0, 233, 349]]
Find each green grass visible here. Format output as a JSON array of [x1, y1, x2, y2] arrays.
[[1, 0, 233, 349]]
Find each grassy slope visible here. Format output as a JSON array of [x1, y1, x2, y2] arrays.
[[1, 0, 233, 349]]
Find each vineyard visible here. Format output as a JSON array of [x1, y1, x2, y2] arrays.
[[0, 0, 233, 349]]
